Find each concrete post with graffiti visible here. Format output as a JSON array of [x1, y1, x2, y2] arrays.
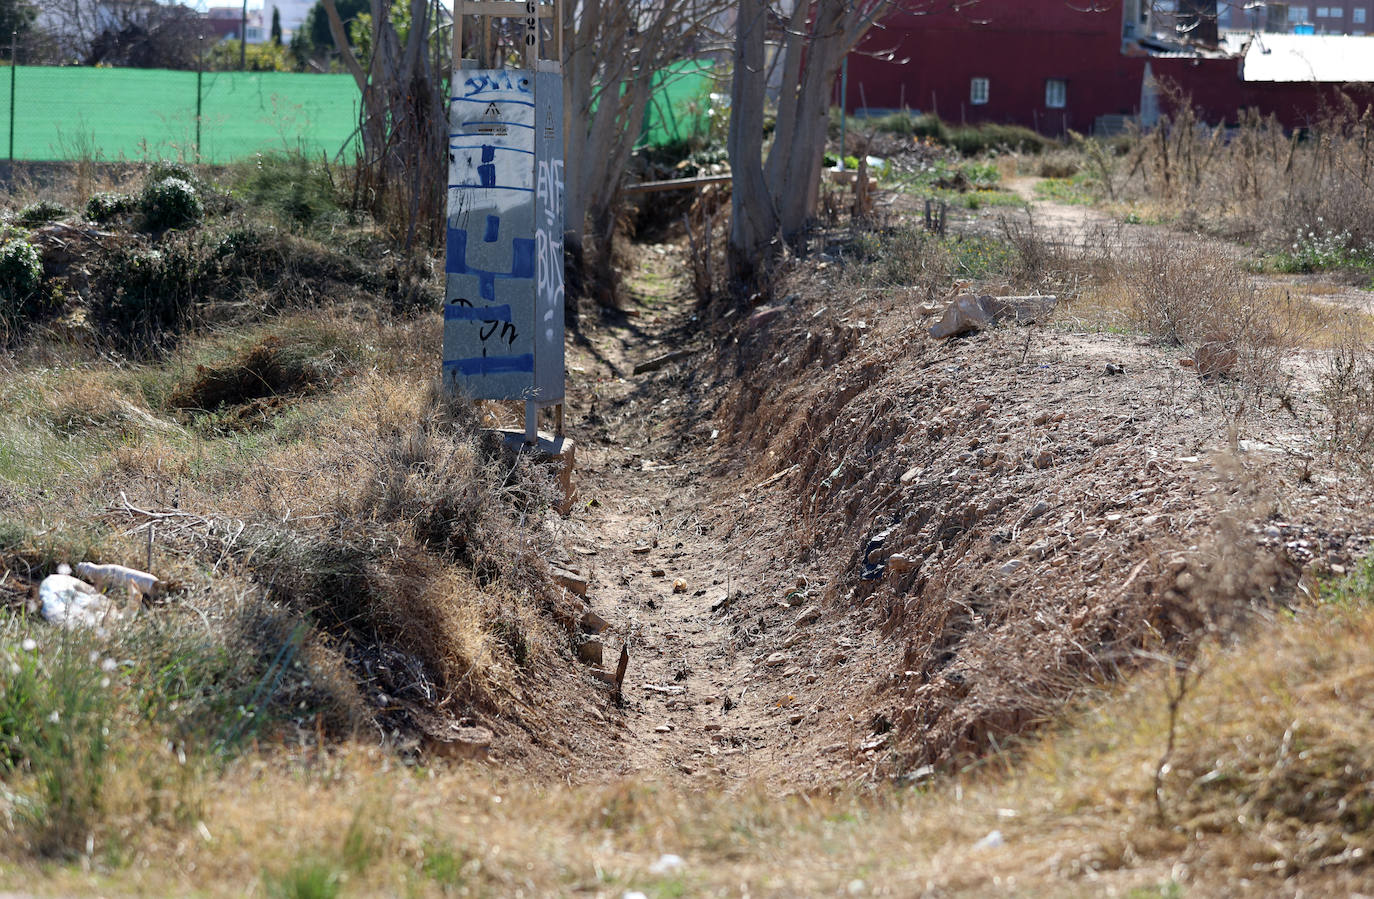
[[443, 65, 565, 424]]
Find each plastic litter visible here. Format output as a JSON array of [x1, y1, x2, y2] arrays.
[[74, 562, 162, 599], [648, 854, 684, 875], [39, 568, 120, 630], [972, 829, 1005, 850]]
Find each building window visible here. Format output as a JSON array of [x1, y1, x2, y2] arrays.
[[1289, 5, 1309, 21], [1045, 79, 1067, 109], [970, 77, 989, 106], [1356, 7, 1368, 23], [1316, 6, 1331, 16]]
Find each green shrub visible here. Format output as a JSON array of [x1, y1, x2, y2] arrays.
[[237, 153, 341, 227], [1272, 226, 1374, 273], [139, 177, 204, 231], [949, 123, 1053, 155], [0, 235, 45, 325], [86, 191, 138, 224], [16, 200, 68, 227], [96, 241, 204, 345], [868, 112, 950, 143], [146, 160, 201, 189], [265, 858, 344, 899]]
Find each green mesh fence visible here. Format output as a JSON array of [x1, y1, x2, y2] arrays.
[[0, 66, 360, 164], [0, 61, 711, 165], [638, 58, 719, 150]]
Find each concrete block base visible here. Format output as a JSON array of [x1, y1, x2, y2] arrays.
[[497, 429, 576, 515]]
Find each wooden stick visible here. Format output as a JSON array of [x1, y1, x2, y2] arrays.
[[453, 0, 464, 64], [632, 348, 693, 375], [621, 174, 732, 195], [553, 0, 563, 64]]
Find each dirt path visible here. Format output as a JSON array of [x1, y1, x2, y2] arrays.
[[557, 252, 824, 784]]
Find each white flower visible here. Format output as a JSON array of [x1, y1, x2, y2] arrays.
[[101, 658, 117, 672], [20, 638, 36, 652], [47, 711, 60, 724]]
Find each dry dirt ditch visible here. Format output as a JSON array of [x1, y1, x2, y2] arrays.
[[552, 207, 1374, 787]]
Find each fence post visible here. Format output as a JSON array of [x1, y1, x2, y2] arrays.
[[8, 32, 16, 165], [196, 35, 204, 163]]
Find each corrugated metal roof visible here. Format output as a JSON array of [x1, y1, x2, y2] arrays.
[[1227, 33, 1374, 83]]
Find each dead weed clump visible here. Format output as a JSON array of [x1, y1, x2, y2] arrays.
[[1121, 240, 1298, 394], [1150, 600, 1374, 877], [215, 381, 572, 729], [1119, 93, 1374, 264], [1320, 315, 1374, 476], [166, 331, 359, 419]]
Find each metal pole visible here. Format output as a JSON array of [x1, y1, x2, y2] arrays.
[[240, 0, 248, 70], [9, 32, 16, 165], [196, 35, 204, 163], [839, 56, 848, 172]]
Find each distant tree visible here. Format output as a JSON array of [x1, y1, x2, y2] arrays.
[[301, 0, 366, 55], [1, 0, 36, 54], [84, 2, 202, 69], [728, 0, 898, 285], [288, 28, 309, 68], [271, 6, 282, 44]]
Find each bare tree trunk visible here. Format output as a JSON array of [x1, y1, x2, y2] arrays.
[[726, 0, 897, 291], [561, 0, 727, 304], [323, 0, 446, 252], [727, 0, 778, 286]]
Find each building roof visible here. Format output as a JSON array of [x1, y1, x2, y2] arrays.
[[1225, 33, 1374, 83]]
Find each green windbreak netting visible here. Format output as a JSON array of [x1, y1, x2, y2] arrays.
[[0, 66, 360, 163], [638, 58, 719, 149], [0, 60, 712, 164]]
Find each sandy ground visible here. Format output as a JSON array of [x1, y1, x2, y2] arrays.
[[545, 181, 1374, 787]]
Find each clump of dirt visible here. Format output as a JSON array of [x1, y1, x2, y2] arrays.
[[167, 335, 348, 417]]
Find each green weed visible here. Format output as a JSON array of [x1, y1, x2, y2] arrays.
[[16, 200, 69, 227], [234, 152, 342, 228], [422, 843, 470, 887], [1270, 225, 1374, 274], [0, 625, 119, 857], [265, 857, 344, 899], [85, 192, 137, 224], [1035, 174, 1097, 206], [0, 234, 46, 326], [139, 177, 204, 232]]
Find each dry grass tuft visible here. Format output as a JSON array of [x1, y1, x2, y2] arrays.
[[9, 597, 1373, 894]]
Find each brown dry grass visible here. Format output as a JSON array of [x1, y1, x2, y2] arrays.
[[1114, 94, 1374, 267], [0, 306, 590, 753], [7, 596, 1373, 896]]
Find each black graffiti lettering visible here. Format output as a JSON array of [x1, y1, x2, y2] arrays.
[[477, 319, 518, 346], [451, 296, 473, 307]]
